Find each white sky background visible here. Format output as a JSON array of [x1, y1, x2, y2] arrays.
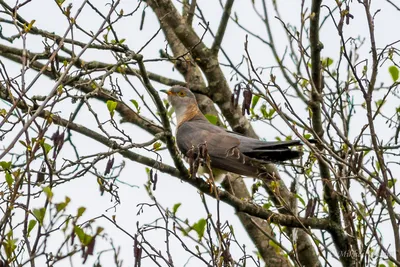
[[0, 0, 399, 266]]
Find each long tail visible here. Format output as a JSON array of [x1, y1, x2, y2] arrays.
[[242, 140, 303, 162]]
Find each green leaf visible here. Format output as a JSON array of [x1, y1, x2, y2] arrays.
[[375, 99, 386, 109], [304, 133, 312, 139], [172, 203, 181, 215], [300, 79, 309, 88], [153, 142, 162, 150], [77, 207, 86, 218], [363, 149, 371, 156], [0, 161, 12, 170], [192, 218, 207, 240], [251, 95, 260, 109], [27, 220, 37, 237], [260, 104, 267, 118], [119, 38, 126, 44], [322, 57, 333, 68], [263, 202, 272, 210], [42, 143, 52, 155], [74, 225, 84, 240], [57, 85, 63, 95], [267, 108, 276, 119], [96, 226, 104, 235], [0, 108, 7, 117], [55, 196, 71, 213], [33, 207, 46, 225], [269, 239, 282, 253], [389, 66, 399, 82], [180, 227, 189, 236], [130, 99, 140, 113], [106, 100, 118, 117], [295, 194, 306, 206], [388, 179, 397, 188], [62, 217, 70, 233], [261, 106, 276, 119], [5, 172, 13, 187], [43, 186, 53, 200], [204, 114, 218, 125], [3, 237, 17, 259], [24, 20, 35, 32], [74, 225, 92, 246], [19, 140, 27, 148], [362, 65, 368, 76]]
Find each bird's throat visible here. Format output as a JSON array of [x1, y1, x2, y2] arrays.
[[176, 104, 203, 128]]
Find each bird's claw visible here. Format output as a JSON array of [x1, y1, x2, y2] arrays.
[[206, 177, 215, 193]]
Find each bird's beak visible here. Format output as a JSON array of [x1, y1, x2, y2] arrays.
[[160, 89, 173, 95]]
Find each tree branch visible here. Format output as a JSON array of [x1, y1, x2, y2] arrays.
[[309, 0, 351, 266], [136, 55, 188, 177], [185, 0, 197, 25], [211, 0, 235, 55], [0, 83, 337, 233], [362, 0, 400, 261], [0, 44, 165, 137], [148, 2, 324, 266], [147, 0, 257, 136]]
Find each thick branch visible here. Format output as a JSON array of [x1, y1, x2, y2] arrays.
[[0, 45, 164, 137], [184, 0, 196, 25], [149, 2, 324, 266], [222, 176, 292, 267], [309, 0, 351, 266], [136, 55, 188, 177], [147, 0, 256, 136], [211, 0, 235, 55], [0, 84, 337, 232], [149, 3, 295, 264]]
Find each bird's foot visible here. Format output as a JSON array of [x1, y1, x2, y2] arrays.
[[206, 177, 215, 193]]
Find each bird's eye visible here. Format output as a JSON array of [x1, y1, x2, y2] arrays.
[[177, 91, 186, 97]]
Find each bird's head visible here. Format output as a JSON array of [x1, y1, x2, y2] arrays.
[[161, 86, 201, 125], [161, 86, 197, 109]]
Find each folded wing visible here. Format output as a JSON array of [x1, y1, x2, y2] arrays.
[[176, 119, 302, 178]]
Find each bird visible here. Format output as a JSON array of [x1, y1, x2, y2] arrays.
[[161, 85, 303, 180]]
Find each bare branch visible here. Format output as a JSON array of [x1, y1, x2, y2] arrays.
[[211, 0, 235, 55]]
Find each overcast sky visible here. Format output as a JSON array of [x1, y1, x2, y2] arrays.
[[0, 0, 399, 266]]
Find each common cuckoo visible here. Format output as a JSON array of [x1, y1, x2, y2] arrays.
[[162, 86, 303, 180]]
